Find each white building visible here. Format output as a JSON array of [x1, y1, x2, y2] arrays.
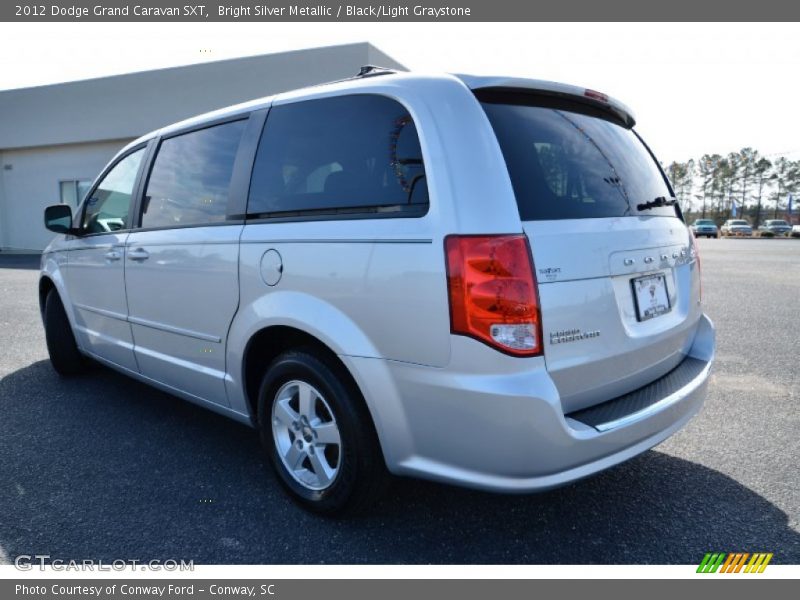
[[0, 43, 404, 252]]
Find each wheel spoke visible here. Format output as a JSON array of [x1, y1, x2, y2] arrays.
[[314, 422, 340, 447], [297, 382, 316, 420], [284, 442, 305, 470], [274, 399, 299, 428], [308, 451, 334, 486]]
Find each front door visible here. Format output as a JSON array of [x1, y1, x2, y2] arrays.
[[64, 147, 146, 372]]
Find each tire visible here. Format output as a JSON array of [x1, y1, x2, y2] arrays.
[[257, 349, 388, 515], [43, 289, 85, 376]]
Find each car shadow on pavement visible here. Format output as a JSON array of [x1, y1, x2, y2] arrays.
[[1, 359, 798, 565]]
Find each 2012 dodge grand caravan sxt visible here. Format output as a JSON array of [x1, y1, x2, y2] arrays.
[[40, 68, 715, 514]]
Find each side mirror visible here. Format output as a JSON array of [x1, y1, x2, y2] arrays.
[[44, 204, 77, 234]]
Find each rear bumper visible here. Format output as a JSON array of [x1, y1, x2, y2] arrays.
[[349, 314, 714, 493]]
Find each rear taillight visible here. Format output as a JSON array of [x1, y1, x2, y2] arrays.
[[444, 234, 542, 357]]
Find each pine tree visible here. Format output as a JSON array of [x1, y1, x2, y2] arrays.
[[751, 157, 772, 227]]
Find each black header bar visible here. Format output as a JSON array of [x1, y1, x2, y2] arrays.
[[4, 0, 800, 21]]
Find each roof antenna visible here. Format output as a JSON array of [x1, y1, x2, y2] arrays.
[[357, 65, 395, 78]]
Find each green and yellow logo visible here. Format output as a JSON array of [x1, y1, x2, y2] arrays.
[[697, 552, 773, 573]]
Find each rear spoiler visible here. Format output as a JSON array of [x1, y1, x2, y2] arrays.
[[457, 74, 636, 128]]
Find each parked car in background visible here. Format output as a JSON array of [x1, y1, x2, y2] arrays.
[[759, 219, 792, 236], [721, 219, 753, 237], [690, 219, 719, 238], [38, 69, 714, 514]]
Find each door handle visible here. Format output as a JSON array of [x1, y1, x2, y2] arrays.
[[104, 250, 122, 262], [128, 248, 150, 262]]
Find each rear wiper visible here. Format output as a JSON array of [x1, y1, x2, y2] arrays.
[[637, 196, 677, 211]]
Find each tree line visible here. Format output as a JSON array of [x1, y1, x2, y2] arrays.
[[665, 149, 799, 226]]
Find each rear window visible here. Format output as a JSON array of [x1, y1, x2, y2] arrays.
[[480, 95, 677, 220], [247, 94, 428, 219]]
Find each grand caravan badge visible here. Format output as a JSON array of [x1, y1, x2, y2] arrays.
[[549, 328, 601, 345]]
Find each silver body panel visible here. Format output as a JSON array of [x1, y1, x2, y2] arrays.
[[524, 217, 701, 413], [40, 71, 715, 492]]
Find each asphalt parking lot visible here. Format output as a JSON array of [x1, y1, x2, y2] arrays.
[[0, 239, 798, 565]]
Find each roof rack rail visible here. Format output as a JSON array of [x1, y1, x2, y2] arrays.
[[305, 65, 398, 91]]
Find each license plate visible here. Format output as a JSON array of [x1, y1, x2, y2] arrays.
[[631, 273, 671, 321]]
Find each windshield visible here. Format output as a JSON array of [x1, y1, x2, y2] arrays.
[[731, 220, 750, 226], [479, 96, 677, 220], [767, 220, 788, 226], [695, 220, 714, 225]]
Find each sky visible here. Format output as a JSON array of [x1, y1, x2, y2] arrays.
[[0, 22, 798, 165]]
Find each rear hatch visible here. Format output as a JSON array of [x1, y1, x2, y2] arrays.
[[477, 87, 702, 413]]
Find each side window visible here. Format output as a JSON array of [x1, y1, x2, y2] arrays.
[[141, 120, 246, 229], [247, 95, 428, 217], [82, 148, 145, 234]]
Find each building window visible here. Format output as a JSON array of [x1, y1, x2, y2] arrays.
[[59, 179, 92, 207]]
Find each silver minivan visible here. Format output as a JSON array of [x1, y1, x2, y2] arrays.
[[40, 68, 715, 513]]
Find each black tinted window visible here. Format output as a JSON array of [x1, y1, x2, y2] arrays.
[[481, 100, 676, 220], [141, 120, 246, 229], [247, 95, 428, 217]]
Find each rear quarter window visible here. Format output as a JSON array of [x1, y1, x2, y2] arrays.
[[479, 94, 677, 220], [247, 94, 428, 219]]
